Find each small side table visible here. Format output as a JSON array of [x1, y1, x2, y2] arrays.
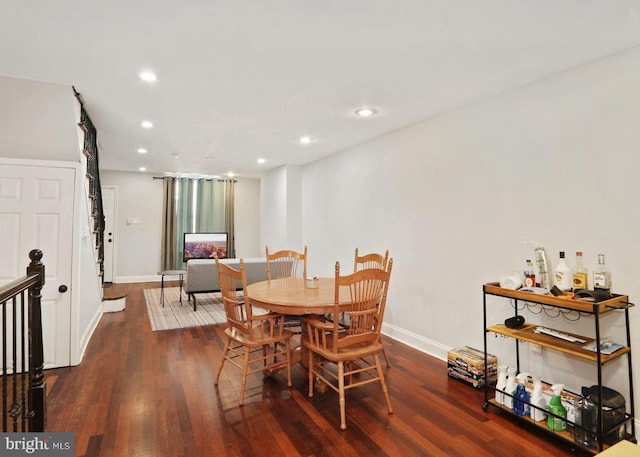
[[157, 270, 186, 307]]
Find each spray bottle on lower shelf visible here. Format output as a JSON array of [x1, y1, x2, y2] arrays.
[[513, 373, 530, 415], [495, 365, 508, 405], [504, 367, 517, 409], [529, 377, 547, 422], [547, 384, 567, 431]]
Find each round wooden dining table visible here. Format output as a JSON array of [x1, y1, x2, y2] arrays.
[[246, 277, 352, 315], [246, 277, 351, 369]]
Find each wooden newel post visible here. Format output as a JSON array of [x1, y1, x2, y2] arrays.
[[27, 249, 46, 432]]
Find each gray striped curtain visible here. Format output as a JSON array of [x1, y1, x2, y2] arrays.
[[160, 177, 235, 270]]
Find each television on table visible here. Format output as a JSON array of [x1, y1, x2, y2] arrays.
[[183, 232, 228, 262]]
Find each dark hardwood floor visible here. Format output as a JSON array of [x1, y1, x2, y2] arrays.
[[45, 281, 592, 457]]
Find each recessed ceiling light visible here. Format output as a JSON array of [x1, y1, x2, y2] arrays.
[[139, 71, 157, 82], [227, 171, 234, 178], [141, 120, 153, 129], [257, 158, 267, 164], [138, 167, 146, 172], [299, 136, 312, 145], [137, 148, 147, 154], [354, 107, 378, 117]]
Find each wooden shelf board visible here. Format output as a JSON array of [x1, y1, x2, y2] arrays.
[[486, 323, 630, 363], [484, 282, 629, 314], [486, 399, 607, 454]]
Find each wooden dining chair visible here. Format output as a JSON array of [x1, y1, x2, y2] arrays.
[[301, 259, 394, 430], [265, 245, 308, 280], [353, 247, 392, 368], [265, 245, 308, 331], [353, 247, 389, 272], [213, 259, 293, 406]]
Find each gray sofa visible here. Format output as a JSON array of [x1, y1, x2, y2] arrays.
[[184, 257, 269, 310]]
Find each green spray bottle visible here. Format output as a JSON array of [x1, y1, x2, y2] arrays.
[[547, 383, 567, 431]]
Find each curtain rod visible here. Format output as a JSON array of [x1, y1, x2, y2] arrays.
[[152, 176, 237, 182]]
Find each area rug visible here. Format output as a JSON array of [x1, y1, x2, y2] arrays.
[[143, 287, 227, 331]]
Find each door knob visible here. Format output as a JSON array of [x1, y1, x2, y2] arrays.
[[58, 285, 68, 293], [108, 239, 112, 242]]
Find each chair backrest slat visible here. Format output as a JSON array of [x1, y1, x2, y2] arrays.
[[266, 246, 308, 279], [333, 259, 393, 352], [353, 248, 389, 272], [216, 259, 252, 339]]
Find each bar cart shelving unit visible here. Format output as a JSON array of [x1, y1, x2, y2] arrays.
[[482, 282, 635, 454]]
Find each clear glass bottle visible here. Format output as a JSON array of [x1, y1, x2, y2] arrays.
[[524, 259, 536, 288], [574, 386, 598, 449], [554, 251, 572, 291], [534, 246, 552, 289], [593, 254, 611, 292], [572, 251, 588, 291]]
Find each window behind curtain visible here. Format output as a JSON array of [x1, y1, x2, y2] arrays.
[[161, 177, 235, 270]]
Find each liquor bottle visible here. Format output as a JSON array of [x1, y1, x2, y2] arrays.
[[593, 254, 611, 292], [554, 251, 572, 291], [534, 246, 552, 289], [572, 251, 588, 291], [524, 259, 536, 288]]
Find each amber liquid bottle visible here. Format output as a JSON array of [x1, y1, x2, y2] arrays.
[[572, 251, 588, 291]]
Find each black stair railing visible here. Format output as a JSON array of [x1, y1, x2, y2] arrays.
[[74, 87, 105, 281], [0, 249, 46, 432]]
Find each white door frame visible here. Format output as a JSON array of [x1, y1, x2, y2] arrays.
[[101, 186, 117, 283]]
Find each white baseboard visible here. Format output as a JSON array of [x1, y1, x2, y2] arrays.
[[381, 322, 450, 362], [73, 304, 103, 366]]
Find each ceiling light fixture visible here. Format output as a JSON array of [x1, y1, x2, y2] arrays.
[[138, 167, 146, 172], [227, 172, 235, 178], [139, 71, 157, 82], [257, 158, 267, 164], [354, 107, 378, 118], [299, 136, 312, 145], [141, 120, 153, 129], [137, 148, 147, 154]]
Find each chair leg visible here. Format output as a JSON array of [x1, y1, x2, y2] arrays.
[[338, 361, 347, 430], [375, 354, 393, 415], [214, 338, 231, 386], [308, 350, 314, 397], [239, 346, 250, 406], [382, 346, 391, 368], [285, 340, 292, 387]]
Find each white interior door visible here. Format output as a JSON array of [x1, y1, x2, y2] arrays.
[[0, 163, 74, 368], [101, 186, 116, 283]]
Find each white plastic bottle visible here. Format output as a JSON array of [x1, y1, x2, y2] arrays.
[[504, 367, 517, 409], [554, 251, 572, 292], [529, 377, 547, 422], [495, 365, 508, 405]]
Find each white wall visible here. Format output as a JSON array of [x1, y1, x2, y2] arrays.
[[234, 177, 262, 258], [100, 171, 262, 281], [260, 165, 304, 252], [265, 47, 640, 409]]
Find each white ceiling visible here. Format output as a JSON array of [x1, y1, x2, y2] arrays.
[[2, 1, 640, 178]]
